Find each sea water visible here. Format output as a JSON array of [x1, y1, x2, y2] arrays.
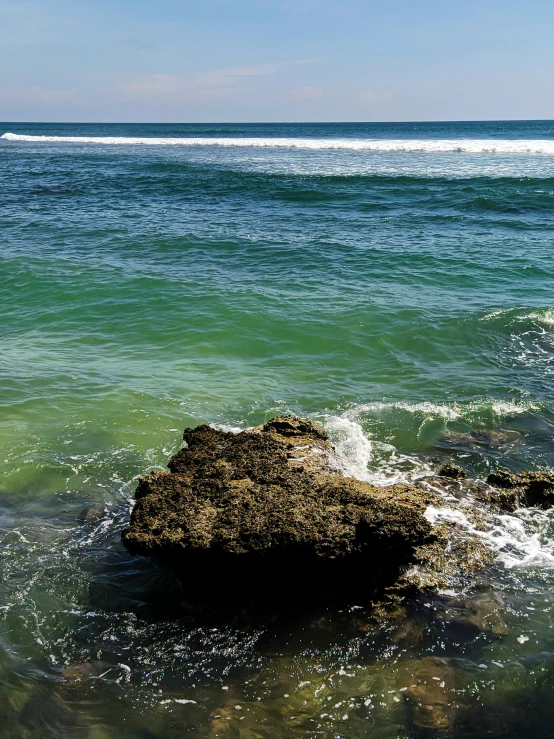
[[1, 121, 554, 737]]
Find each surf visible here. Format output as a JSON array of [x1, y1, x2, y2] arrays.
[[5, 131, 554, 154]]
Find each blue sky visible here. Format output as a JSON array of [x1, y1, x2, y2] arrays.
[[1, 0, 553, 122]]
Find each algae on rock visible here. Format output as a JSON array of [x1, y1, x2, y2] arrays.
[[122, 415, 554, 603], [122, 416, 440, 601]]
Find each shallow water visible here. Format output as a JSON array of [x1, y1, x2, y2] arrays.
[[1, 121, 554, 737]]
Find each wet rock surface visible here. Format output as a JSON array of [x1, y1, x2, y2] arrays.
[[122, 416, 554, 603], [437, 463, 467, 480], [486, 468, 554, 509], [122, 416, 439, 600]]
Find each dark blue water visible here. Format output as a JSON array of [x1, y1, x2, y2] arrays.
[[5, 119, 554, 138]]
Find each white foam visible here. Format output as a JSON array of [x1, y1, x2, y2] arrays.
[[323, 416, 373, 481], [348, 401, 461, 421], [324, 406, 554, 574], [210, 423, 245, 434], [521, 310, 554, 327], [480, 308, 518, 322], [322, 414, 433, 486], [4, 132, 554, 155], [481, 308, 554, 327], [425, 504, 554, 569], [345, 399, 539, 421], [486, 400, 540, 416]]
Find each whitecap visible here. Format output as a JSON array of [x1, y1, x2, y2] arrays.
[[5, 132, 554, 155], [344, 399, 540, 424]]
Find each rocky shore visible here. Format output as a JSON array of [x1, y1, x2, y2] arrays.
[[122, 415, 554, 603]]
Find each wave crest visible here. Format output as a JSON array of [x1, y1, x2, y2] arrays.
[[5, 132, 554, 155]]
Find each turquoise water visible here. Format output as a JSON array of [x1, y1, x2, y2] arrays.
[[1, 121, 554, 737]]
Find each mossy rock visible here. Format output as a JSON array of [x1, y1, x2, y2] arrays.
[[122, 416, 437, 601]]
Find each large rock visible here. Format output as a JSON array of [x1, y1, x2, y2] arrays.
[[122, 416, 437, 600]]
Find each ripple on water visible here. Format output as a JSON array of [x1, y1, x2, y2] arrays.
[[1, 408, 554, 736], [3, 121, 554, 736]]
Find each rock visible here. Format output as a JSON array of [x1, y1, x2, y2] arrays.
[[437, 463, 467, 480], [400, 657, 457, 730], [477, 485, 525, 513], [60, 661, 115, 682], [453, 590, 508, 636], [262, 415, 328, 441], [403, 524, 494, 593], [470, 429, 520, 447], [486, 469, 554, 509], [122, 416, 437, 601], [441, 429, 520, 450], [435, 590, 508, 638], [79, 506, 106, 525]]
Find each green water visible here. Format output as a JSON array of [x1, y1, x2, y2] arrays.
[[1, 121, 554, 737]]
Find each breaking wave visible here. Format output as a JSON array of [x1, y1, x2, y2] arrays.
[[5, 132, 554, 154], [480, 307, 554, 326], [425, 504, 554, 570], [344, 399, 541, 421], [322, 406, 554, 573]]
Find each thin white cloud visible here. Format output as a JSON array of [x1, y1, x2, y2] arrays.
[[121, 59, 319, 100], [0, 86, 79, 107], [192, 63, 277, 89]]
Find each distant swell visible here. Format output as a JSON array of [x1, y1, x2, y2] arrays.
[[4, 132, 554, 154]]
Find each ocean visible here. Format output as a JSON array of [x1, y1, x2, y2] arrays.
[[1, 121, 554, 737]]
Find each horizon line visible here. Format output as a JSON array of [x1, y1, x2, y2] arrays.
[[2, 118, 554, 126]]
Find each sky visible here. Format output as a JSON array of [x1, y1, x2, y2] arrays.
[[1, 0, 554, 122]]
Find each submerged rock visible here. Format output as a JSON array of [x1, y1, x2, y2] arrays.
[[122, 416, 438, 600], [441, 428, 521, 450], [401, 657, 457, 730]]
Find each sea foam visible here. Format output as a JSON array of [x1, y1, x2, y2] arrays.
[[322, 413, 434, 486], [325, 409, 554, 571], [4, 132, 554, 154], [425, 504, 554, 570], [344, 399, 541, 422]]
